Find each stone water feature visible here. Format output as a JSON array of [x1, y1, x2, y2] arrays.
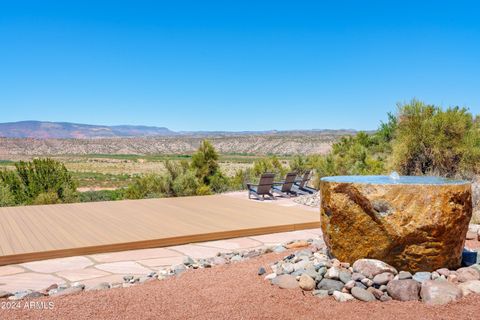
[[320, 174, 472, 272]]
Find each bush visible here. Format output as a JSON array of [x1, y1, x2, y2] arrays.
[[191, 140, 220, 185], [79, 190, 125, 202], [390, 100, 480, 177], [0, 183, 15, 207], [124, 174, 167, 199], [172, 170, 200, 196], [33, 192, 59, 205], [208, 172, 230, 193], [0, 158, 78, 206]]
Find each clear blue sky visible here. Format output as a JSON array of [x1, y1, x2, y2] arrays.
[[1, 1, 479, 131]]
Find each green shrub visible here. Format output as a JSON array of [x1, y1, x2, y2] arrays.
[[79, 190, 125, 202], [191, 140, 220, 185], [124, 174, 167, 199], [390, 100, 480, 177], [196, 184, 212, 195], [172, 170, 200, 196], [0, 183, 15, 207], [33, 192, 59, 205], [208, 172, 230, 193], [0, 158, 78, 205]]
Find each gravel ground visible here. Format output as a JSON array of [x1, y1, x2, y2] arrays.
[[2, 249, 479, 320]]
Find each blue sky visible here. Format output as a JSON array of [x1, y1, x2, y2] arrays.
[[1, 1, 479, 131]]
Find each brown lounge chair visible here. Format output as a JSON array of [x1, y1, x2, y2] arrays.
[[292, 170, 317, 195], [272, 172, 298, 198], [247, 173, 275, 200]]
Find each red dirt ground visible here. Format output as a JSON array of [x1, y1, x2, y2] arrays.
[[1, 249, 479, 320]]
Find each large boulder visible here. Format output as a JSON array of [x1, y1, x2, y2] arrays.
[[320, 177, 472, 272], [420, 280, 463, 305], [386, 279, 420, 301]]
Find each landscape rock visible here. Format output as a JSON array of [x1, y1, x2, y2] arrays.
[[436, 268, 450, 277], [325, 266, 340, 280], [339, 270, 352, 284], [420, 280, 462, 305], [466, 231, 477, 240], [332, 291, 355, 302], [351, 287, 376, 302], [367, 287, 384, 300], [257, 267, 266, 276], [87, 282, 110, 291], [373, 272, 394, 285], [285, 240, 309, 249], [298, 274, 315, 291], [317, 279, 344, 292], [456, 267, 480, 282], [272, 274, 299, 289], [50, 286, 83, 297], [458, 280, 480, 296], [264, 273, 277, 280], [398, 271, 413, 280], [412, 272, 432, 284], [0, 290, 12, 298], [386, 280, 420, 301], [312, 289, 329, 298], [352, 259, 398, 278], [321, 180, 472, 272]]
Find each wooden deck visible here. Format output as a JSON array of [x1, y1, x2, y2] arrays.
[[0, 195, 320, 265]]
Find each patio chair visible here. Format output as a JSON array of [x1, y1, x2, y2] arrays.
[[292, 170, 317, 195], [272, 172, 298, 198], [247, 173, 276, 200]]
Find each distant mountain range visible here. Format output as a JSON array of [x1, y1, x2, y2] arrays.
[[0, 121, 359, 139]]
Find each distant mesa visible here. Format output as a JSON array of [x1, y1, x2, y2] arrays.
[[0, 121, 174, 139], [0, 121, 359, 139]]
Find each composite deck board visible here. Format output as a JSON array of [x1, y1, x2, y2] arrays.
[[0, 195, 320, 265]]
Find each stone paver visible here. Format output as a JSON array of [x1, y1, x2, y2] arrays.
[[95, 261, 153, 275], [21, 256, 94, 273], [199, 237, 263, 250], [56, 268, 111, 282], [0, 265, 25, 276], [250, 229, 322, 245], [0, 273, 65, 292], [0, 227, 323, 293], [138, 256, 185, 267], [169, 244, 231, 259], [90, 247, 182, 263], [81, 274, 127, 289]]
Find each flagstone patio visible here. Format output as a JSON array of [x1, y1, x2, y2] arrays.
[[0, 228, 323, 293]]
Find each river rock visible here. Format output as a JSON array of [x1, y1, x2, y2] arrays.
[[456, 267, 480, 282], [332, 291, 355, 302], [351, 287, 376, 302], [312, 289, 329, 298], [339, 270, 352, 284], [412, 272, 432, 284], [298, 274, 315, 291], [320, 179, 472, 272], [386, 280, 420, 301], [373, 272, 394, 285], [272, 275, 299, 289], [420, 280, 462, 305], [317, 279, 344, 292], [325, 266, 340, 279], [458, 280, 480, 296], [398, 271, 413, 280], [352, 259, 397, 278]]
